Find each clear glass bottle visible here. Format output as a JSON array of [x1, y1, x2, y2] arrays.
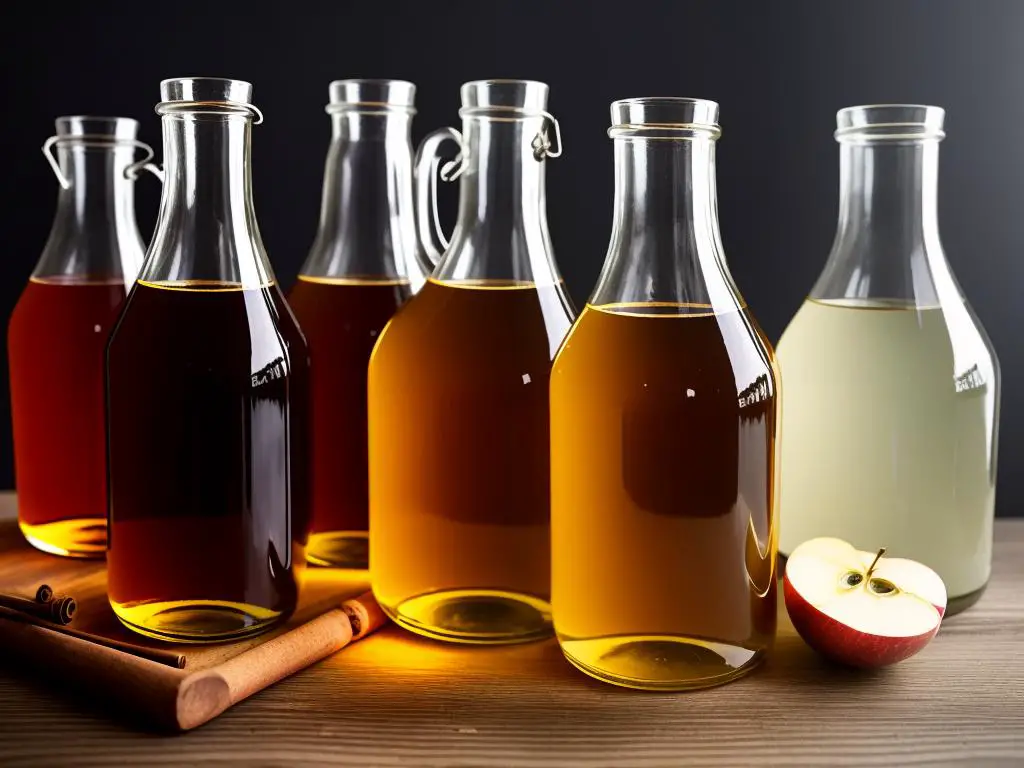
[[777, 105, 1000, 615], [289, 79, 425, 569], [106, 78, 310, 642], [368, 79, 575, 644], [550, 99, 779, 690], [8, 116, 153, 558]]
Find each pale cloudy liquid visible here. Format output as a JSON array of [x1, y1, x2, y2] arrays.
[[777, 298, 997, 603]]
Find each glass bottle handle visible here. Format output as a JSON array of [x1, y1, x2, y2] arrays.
[[414, 126, 464, 268]]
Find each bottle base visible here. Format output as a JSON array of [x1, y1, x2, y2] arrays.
[[945, 582, 988, 616], [19, 518, 107, 559], [306, 531, 368, 569], [383, 589, 552, 645], [559, 634, 765, 691], [111, 599, 286, 643]]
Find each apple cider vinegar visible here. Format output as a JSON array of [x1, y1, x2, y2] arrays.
[[778, 298, 996, 608], [368, 80, 575, 645], [550, 98, 780, 690], [776, 105, 1000, 616], [551, 303, 778, 689], [290, 80, 424, 569]]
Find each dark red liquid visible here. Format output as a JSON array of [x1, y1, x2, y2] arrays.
[[8, 276, 128, 555], [287, 276, 411, 566], [105, 280, 309, 640]]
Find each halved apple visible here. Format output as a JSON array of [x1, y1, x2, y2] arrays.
[[784, 537, 947, 668]]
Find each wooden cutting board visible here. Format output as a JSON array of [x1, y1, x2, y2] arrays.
[[0, 517, 375, 730]]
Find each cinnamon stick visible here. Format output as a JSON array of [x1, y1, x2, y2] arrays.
[[0, 589, 76, 625], [0, 605, 186, 668]]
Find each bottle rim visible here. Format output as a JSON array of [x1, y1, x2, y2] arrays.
[[608, 97, 721, 140], [459, 79, 550, 120], [327, 79, 417, 115], [156, 77, 261, 123], [835, 104, 946, 143], [53, 116, 139, 143]]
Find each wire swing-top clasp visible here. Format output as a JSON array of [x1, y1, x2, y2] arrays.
[[415, 105, 564, 269], [440, 106, 563, 183], [42, 134, 164, 188], [531, 111, 562, 161]]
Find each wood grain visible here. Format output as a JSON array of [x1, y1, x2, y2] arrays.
[[0, 493, 1021, 766]]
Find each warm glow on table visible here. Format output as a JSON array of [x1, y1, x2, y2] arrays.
[[0, 493, 1021, 765]]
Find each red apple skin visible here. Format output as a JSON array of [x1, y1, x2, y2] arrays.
[[784, 576, 941, 668]]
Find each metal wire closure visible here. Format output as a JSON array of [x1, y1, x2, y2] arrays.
[[415, 104, 563, 266], [154, 99, 265, 125], [440, 106, 563, 183], [41, 134, 163, 189]]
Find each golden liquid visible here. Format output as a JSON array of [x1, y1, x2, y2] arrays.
[[550, 302, 779, 690], [368, 278, 573, 644]]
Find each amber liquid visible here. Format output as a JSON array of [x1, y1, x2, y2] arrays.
[[368, 278, 573, 643], [106, 280, 310, 642], [8, 276, 128, 557], [550, 303, 779, 690], [287, 276, 411, 568]]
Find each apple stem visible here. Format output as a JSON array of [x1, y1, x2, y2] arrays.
[[866, 547, 887, 578]]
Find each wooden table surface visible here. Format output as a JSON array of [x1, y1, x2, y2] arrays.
[[0, 495, 1021, 767]]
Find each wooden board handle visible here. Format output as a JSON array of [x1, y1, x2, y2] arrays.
[[174, 590, 387, 731], [0, 618, 185, 726]]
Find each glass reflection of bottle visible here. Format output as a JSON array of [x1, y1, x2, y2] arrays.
[[8, 116, 153, 558], [550, 99, 779, 690], [289, 80, 425, 570], [106, 78, 310, 642], [777, 105, 1000, 615], [368, 79, 575, 644]]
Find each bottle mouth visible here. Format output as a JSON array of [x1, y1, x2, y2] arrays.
[[54, 116, 139, 142], [156, 77, 261, 122], [326, 79, 416, 115], [835, 104, 945, 143], [459, 79, 550, 120], [608, 97, 721, 140]]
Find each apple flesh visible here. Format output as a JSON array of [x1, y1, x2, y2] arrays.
[[784, 537, 947, 668]]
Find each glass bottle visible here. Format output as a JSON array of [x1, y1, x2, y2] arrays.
[[550, 98, 779, 690], [106, 78, 310, 642], [368, 79, 575, 644], [8, 116, 154, 558], [289, 79, 425, 569], [777, 105, 1000, 615]]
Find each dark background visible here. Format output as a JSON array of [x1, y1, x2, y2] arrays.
[[0, 1, 1020, 516]]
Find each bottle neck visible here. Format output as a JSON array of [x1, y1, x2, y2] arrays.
[[590, 137, 740, 310], [37, 145, 144, 280], [837, 141, 939, 253], [813, 140, 950, 304], [143, 114, 272, 287], [302, 112, 420, 283], [436, 116, 557, 284]]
